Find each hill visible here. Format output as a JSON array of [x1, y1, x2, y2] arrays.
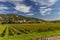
[[0, 14, 45, 24]]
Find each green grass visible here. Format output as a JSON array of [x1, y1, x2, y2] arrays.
[[0, 23, 60, 40], [0, 30, 60, 40]]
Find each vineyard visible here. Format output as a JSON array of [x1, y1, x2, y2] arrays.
[[0, 23, 60, 40]]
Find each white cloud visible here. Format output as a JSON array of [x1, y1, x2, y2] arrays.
[[8, 0, 24, 1], [0, 0, 31, 13], [0, 0, 6, 2], [31, 0, 58, 7], [0, 7, 9, 9], [26, 14, 34, 16], [15, 3, 31, 13], [48, 0, 57, 3], [31, 0, 57, 16], [58, 12, 60, 14], [47, 0, 58, 6], [40, 7, 47, 9], [0, 4, 9, 9], [40, 8, 52, 16], [8, 1, 31, 13], [0, 0, 24, 2]]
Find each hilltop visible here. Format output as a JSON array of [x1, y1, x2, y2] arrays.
[[0, 14, 45, 24]]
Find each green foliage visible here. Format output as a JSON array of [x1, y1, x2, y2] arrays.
[[0, 23, 60, 37], [0, 23, 60, 40]]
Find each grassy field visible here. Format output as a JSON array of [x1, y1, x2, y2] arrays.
[[0, 23, 60, 40]]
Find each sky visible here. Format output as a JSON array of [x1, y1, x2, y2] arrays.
[[0, 0, 60, 21]]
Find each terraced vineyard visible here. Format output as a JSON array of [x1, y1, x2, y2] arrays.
[[0, 23, 60, 40]]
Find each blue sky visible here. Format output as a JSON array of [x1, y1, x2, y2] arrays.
[[0, 0, 60, 21]]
